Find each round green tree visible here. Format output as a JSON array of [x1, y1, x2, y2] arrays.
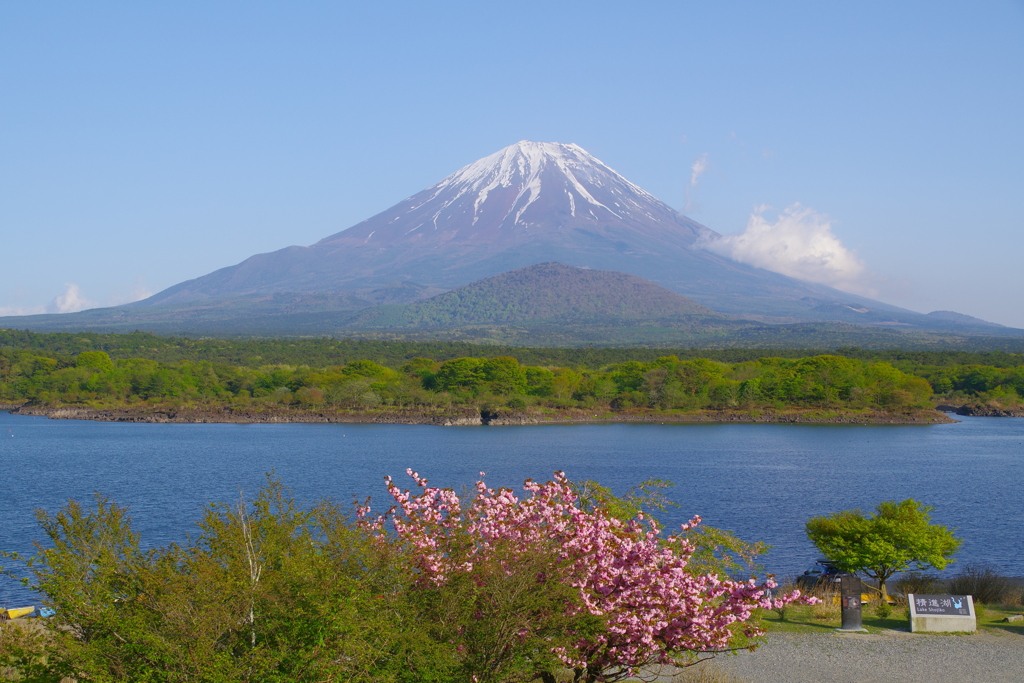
[[805, 499, 961, 600]]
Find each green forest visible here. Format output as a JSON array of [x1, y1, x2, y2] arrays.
[[2, 329, 1022, 416]]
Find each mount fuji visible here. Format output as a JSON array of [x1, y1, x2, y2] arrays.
[[2, 140, 1015, 341], [140, 140, 898, 320]]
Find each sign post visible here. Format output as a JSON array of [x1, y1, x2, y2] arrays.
[[837, 574, 866, 632], [908, 594, 976, 632]]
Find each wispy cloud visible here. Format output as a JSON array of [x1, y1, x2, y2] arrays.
[[108, 276, 153, 306], [689, 153, 709, 188], [46, 283, 97, 314], [701, 203, 876, 295], [684, 153, 709, 212], [0, 304, 47, 317]]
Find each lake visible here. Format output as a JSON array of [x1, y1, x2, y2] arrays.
[[2, 410, 1022, 606]]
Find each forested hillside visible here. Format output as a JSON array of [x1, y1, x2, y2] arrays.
[[349, 263, 721, 328], [2, 331, 1021, 418]]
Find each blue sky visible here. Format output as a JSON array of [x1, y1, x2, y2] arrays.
[[2, 1, 1023, 327]]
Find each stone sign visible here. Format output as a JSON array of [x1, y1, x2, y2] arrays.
[[908, 594, 976, 632]]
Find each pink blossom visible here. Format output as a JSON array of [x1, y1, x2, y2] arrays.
[[368, 470, 808, 681]]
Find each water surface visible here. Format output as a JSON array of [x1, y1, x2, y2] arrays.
[[2, 411, 1021, 605]]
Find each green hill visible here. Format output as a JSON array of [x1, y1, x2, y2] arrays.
[[350, 262, 722, 329]]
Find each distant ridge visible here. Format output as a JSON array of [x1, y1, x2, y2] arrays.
[[350, 262, 722, 329], [925, 310, 1003, 327]]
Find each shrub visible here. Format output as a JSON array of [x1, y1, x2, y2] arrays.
[[610, 390, 647, 411], [294, 386, 325, 406], [0, 621, 52, 681], [948, 565, 1013, 605], [25, 483, 455, 683], [894, 571, 940, 600]]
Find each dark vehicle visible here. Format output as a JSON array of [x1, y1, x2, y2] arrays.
[[796, 559, 843, 589]]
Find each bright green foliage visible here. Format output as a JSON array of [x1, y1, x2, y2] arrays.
[[428, 357, 485, 393], [481, 356, 527, 395], [0, 345, 944, 413], [25, 481, 456, 683], [915, 364, 1024, 404], [342, 359, 395, 380], [400, 357, 437, 377], [805, 499, 962, 599], [21, 327, 1024, 413], [76, 351, 115, 372]]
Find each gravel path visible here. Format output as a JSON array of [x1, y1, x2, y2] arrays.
[[696, 628, 1024, 683]]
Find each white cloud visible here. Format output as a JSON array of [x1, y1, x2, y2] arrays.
[[684, 153, 709, 211], [46, 283, 97, 314], [702, 203, 875, 295], [689, 153, 709, 187]]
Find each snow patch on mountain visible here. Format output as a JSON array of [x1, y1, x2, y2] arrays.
[[432, 141, 645, 227]]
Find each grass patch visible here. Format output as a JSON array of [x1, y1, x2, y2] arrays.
[[758, 597, 1024, 636]]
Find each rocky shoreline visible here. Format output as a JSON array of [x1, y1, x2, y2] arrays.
[[5, 403, 957, 426], [937, 403, 1024, 418]]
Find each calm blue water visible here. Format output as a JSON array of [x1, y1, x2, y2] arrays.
[[2, 411, 1022, 606]]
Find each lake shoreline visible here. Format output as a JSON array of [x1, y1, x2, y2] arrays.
[[5, 403, 957, 426]]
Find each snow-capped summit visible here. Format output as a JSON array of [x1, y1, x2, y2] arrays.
[[314, 140, 710, 248], [433, 140, 656, 224]]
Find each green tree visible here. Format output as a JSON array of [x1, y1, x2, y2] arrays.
[[429, 357, 484, 393], [480, 356, 527, 396], [805, 499, 961, 600], [75, 351, 114, 372]]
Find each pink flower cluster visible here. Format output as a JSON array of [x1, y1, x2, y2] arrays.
[[368, 469, 807, 678]]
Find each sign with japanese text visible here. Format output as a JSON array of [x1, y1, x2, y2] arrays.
[[910, 594, 971, 616]]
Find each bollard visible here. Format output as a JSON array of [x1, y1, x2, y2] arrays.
[[837, 573, 866, 632]]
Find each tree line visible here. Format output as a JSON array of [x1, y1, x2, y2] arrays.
[[2, 329, 1022, 371], [0, 348, 952, 413]]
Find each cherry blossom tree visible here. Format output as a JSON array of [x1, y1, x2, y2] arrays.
[[363, 470, 808, 683]]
